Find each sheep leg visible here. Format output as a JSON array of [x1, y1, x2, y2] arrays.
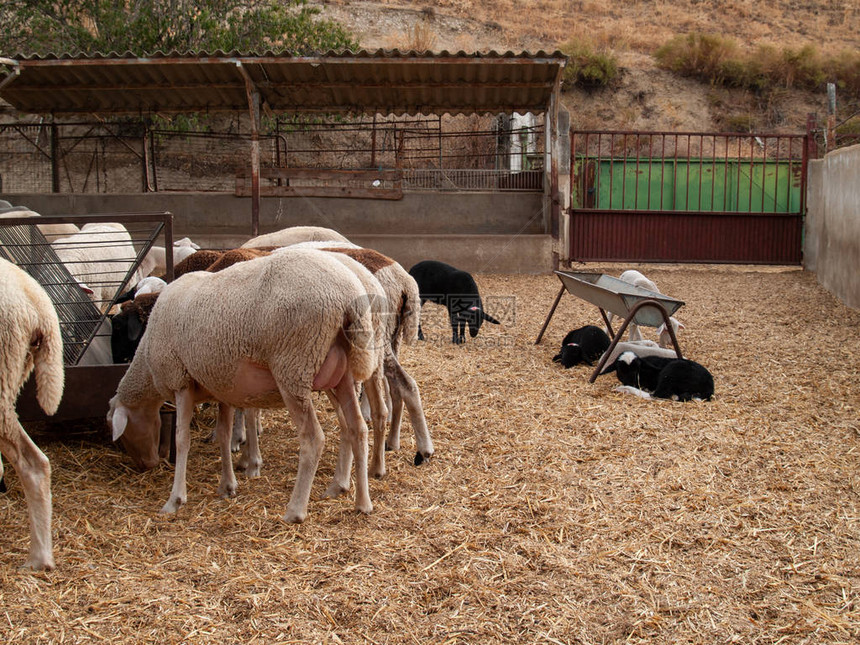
[[387, 383, 404, 451], [323, 389, 353, 499], [237, 408, 263, 478], [384, 354, 434, 465], [231, 408, 247, 452], [365, 371, 389, 479], [331, 372, 372, 515], [281, 393, 325, 524], [160, 389, 195, 514], [215, 403, 238, 499], [0, 454, 5, 493], [0, 421, 54, 570]]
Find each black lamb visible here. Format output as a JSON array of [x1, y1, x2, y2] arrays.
[[408, 260, 500, 344], [552, 325, 611, 368], [610, 351, 714, 401]]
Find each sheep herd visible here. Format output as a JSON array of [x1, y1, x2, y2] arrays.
[[2, 218, 713, 572]]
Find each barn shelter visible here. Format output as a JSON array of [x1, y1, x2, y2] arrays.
[[0, 51, 569, 267]]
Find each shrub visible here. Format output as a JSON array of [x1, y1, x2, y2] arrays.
[[656, 32, 860, 100], [559, 39, 619, 90]]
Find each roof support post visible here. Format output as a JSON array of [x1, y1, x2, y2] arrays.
[[236, 62, 262, 237]]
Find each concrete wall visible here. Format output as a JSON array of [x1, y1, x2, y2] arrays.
[[2, 190, 552, 273], [804, 144, 860, 309]]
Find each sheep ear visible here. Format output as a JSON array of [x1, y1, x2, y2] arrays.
[[111, 407, 129, 441], [482, 312, 500, 324]]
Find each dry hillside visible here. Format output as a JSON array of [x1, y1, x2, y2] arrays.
[[314, 0, 860, 133]]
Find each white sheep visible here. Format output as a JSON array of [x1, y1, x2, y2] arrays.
[[0, 204, 80, 243], [51, 223, 141, 311], [240, 225, 350, 249], [0, 258, 65, 570], [108, 248, 382, 523], [286, 241, 433, 475], [608, 269, 683, 346], [141, 238, 200, 278]]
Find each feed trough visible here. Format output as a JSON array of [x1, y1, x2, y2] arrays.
[[536, 271, 686, 382]]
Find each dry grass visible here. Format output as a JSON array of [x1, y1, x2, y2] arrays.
[[3, 264, 860, 643]]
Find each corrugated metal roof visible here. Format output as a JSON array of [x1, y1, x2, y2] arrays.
[[0, 50, 567, 116]]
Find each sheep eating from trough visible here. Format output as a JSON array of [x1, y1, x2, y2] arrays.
[[107, 248, 382, 523], [408, 260, 500, 344], [552, 325, 611, 368], [610, 351, 714, 402], [0, 258, 65, 570], [241, 225, 350, 249]]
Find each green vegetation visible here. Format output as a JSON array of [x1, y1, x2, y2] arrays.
[[559, 39, 620, 90], [655, 33, 860, 99], [0, 0, 357, 56]]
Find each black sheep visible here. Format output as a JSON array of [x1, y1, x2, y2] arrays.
[[552, 325, 611, 368], [610, 351, 714, 401], [408, 260, 500, 344], [110, 292, 160, 363]]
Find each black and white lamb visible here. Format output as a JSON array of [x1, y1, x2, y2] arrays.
[[552, 325, 611, 368], [608, 351, 714, 401], [408, 260, 500, 344]]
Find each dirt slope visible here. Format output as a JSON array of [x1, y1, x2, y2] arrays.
[[314, 0, 851, 133]]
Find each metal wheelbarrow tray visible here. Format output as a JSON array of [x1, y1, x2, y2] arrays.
[[536, 271, 686, 382]]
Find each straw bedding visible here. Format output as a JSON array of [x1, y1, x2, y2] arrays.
[[2, 264, 859, 643]]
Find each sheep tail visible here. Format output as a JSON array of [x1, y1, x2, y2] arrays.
[[399, 282, 422, 346], [342, 295, 377, 383], [32, 321, 65, 416]]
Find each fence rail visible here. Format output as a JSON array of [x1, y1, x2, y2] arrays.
[[0, 115, 547, 195]]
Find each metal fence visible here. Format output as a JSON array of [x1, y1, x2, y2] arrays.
[[0, 114, 546, 195]]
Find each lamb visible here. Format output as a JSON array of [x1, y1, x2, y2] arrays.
[[608, 269, 683, 346], [598, 340, 679, 375], [241, 225, 350, 249], [408, 260, 500, 343], [0, 258, 65, 570], [610, 351, 714, 402], [552, 324, 611, 368], [107, 248, 382, 522], [287, 241, 434, 474]]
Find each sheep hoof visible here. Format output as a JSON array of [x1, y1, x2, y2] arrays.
[[243, 462, 262, 478], [414, 451, 425, 466], [0, 477, 6, 494], [21, 556, 54, 572], [355, 499, 373, 515], [217, 482, 238, 499], [283, 508, 307, 524], [324, 482, 349, 499], [160, 496, 184, 514]]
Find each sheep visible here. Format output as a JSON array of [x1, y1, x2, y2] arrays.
[[0, 258, 65, 570], [408, 260, 500, 343], [241, 225, 350, 249], [608, 269, 683, 345], [284, 241, 434, 474], [0, 204, 80, 243], [140, 241, 199, 278], [610, 351, 714, 402], [107, 248, 382, 522], [598, 340, 679, 375], [51, 223, 142, 311], [110, 292, 161, 364], [552, 325, 611, 368], [173, 249, 225, 278]]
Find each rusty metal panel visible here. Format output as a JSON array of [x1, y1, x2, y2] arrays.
[[0, 51, 567, 116], [570, 210, 803, 264]]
